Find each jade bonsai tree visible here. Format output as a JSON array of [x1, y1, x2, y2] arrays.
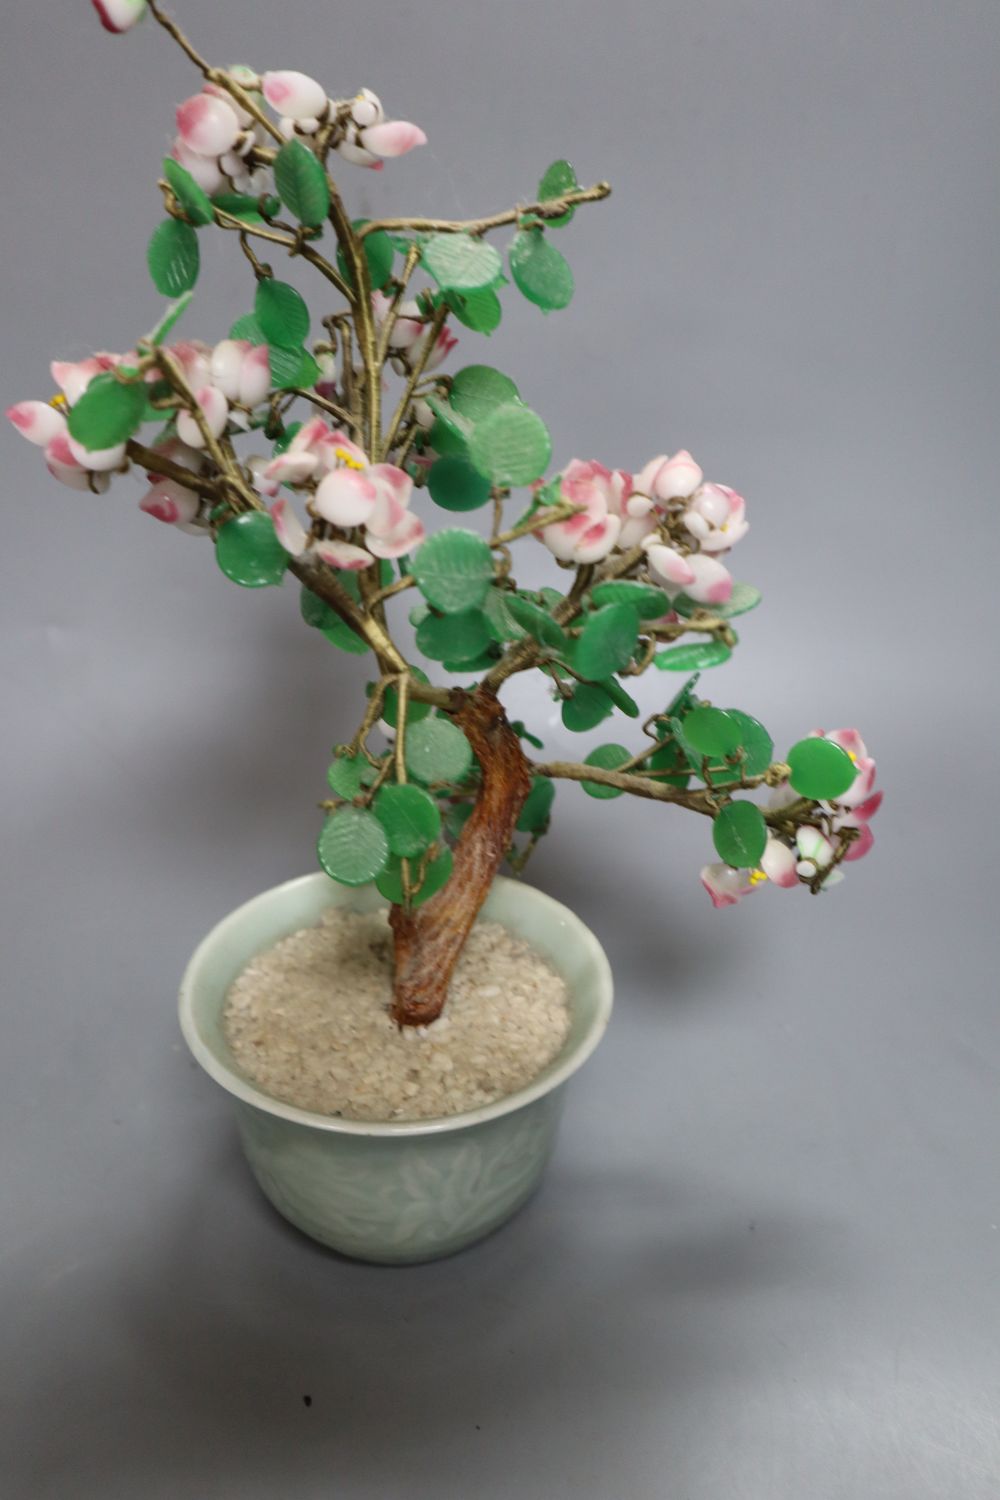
[[10, 1, 882, 1028]]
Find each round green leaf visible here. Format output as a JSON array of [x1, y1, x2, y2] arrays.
[[147, 219, 200, 296], [573, 603, 640, 680], [589, 581, 670, 618], [681, 706, 744, 760], [255, 279, 310, 349], [468, 404, 552, 488], [509, 228, 574, 311], [416, 607, 491, 664], [482, 587, 527, 642], [505, 594, 567, 650], [537, 158, 579, 227], [162, 157, 215, 226], [376, 847, 454, 907], [374, 783, 442, 857], [724, 710, 774, 778], [582, 743, 631, 799], [448, 365, 520, 423], [421, 233, 503, 293], [516, 776, 555, 833], [375, 669, 432, 727], [787, 737, 857, 801], [404, 718, 474, 785], [327, 752, 378, 799], [427, 456, 492, 512], [654, 640, 733, 671], [337, 219, 395, 291], [712, 801, 768, 869], [66, 372, 146, 451], [412, 529, 495, 614], [317, 805, 389, 886], [274, 139, 330, 226], [215, 512, 288, 588], [561, 682, 614, 733], [444, 286, 502, 334]]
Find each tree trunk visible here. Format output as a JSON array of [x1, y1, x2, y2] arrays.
[[389, 684, 532, 1027]]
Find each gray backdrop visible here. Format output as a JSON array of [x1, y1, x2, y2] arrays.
[[2, 1, 998, 1496]]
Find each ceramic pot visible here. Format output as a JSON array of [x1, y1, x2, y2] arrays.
[[179, 872, 613, 1264]]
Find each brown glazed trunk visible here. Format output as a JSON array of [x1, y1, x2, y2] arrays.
[[389, 685, 533, 1027]]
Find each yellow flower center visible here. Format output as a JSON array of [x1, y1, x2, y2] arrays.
[[50, 393, 67, 409], [335, 446, 366, 470], [848, 750, 858, 762], [749, 869, 768, 886]]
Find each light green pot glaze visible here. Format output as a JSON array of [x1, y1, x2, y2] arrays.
[[179, 873, 613, 1264]]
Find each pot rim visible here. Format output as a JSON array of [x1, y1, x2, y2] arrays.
[[178, 871, 614, 1139]]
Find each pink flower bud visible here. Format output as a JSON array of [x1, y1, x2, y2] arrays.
[[209, 340, 251, 402], [176, 94, 242, 158], [262, 70, 328, 122], [175, 387, 229, 449], [6, 400, 66, 448], [91, 0, 146, 33], [202, 79, 254, 130], [139, 479, 201, 526], [238, 345, 271, 408], [358, 120, 427, 158]]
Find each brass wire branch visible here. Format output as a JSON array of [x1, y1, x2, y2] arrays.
[[357, 183, 612, 239]]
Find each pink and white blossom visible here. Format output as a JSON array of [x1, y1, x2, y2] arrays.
[[335, 90, 426, 168], [644, 540, 733, 605], [760, 837, 798, 888], [139, 478, 202, 529], [635, 450, 703, 503], [176, 386, 229, 448], [50, 353, 123, 406], [91, 0, 146, 33], [808, 727, 880, 814], [683, 482, 749, 552], [700, 864, 756, 908], [209, 340, 271, 408], [540, 459, 653, 565], [44, 432, 111, 493]]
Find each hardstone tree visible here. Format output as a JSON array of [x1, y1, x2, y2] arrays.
[[10, 0, 882, 1027]]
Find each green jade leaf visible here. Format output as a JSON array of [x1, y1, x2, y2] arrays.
[[787, 736, 857, 800], [509, 227, 574, 311]]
